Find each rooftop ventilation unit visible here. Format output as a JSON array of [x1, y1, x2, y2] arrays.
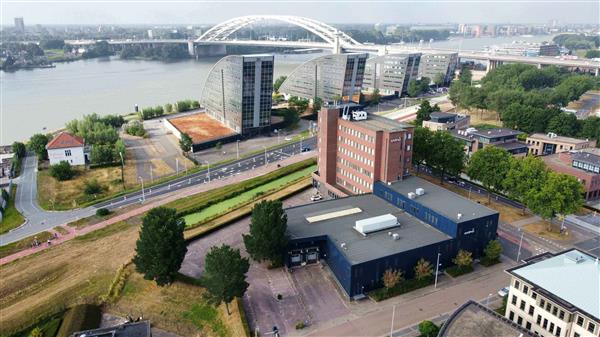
[[415, 188, 425, 196], [341, 105, 351, 120], [354, 214, 398, 236], [408, 192, 416, 199], [392, 233, 400, 240], [547, 132, 557, 138], [457, 213, 463, 220], [465, 127, 477, 134], [352, 110, 368, 121]]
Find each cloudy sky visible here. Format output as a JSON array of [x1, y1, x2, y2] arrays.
[[2, 0, 599, 25]]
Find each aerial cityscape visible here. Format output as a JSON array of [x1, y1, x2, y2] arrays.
[[1, 1, 600, 337]]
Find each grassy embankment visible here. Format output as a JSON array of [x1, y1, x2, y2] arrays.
[[1, 185, 25, 234], [2, 159, 314, 337]]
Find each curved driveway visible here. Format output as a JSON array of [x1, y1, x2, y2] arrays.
[[0, 137, 316, 246]]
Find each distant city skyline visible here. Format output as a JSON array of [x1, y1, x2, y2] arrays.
[[1, 1, 599, 26]]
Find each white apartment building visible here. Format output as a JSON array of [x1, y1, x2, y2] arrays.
[[505, 249, 600, 337]]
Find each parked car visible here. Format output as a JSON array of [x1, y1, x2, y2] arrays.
[[498, 287, 509, 297], [310, 194, 322, 201], [284, 136, 292, 141], [302, 147, 310, 152]]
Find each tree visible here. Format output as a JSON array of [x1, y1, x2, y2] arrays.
[[415, 100, 440, 126], [282, 108, 300, 127], [90, 144, 115, 164], [84, 179, 103, 195], [418, 321, 440, 337], [28, 327, 43, 337], [458, 67, 472, 85], [273, 75, 287, 92], [12, 141, 26, 158], [179, 132, 193, 152], [452, 249, 473, 269], [407, 79, 421, 97], [428, 131, 465, 184], [483, 239, 503, 263], [243, 200, 289, 267], [288, 96, 309, 114], [28, 133, 49, 160], [312, 97, 323, 112], [203, 244, 250, 315], [433, 72, 445, 87], [371, 89, 381, 105], [466, 146, 511, 204], [332, 94, 342, 105], [585, 50, 600, 59], [133, 207, 187, 286], [382, 269, 404, 291], [412, 127, 433, 175], [414, 258, 433, 281], [503, 156, 549, 213], [49, 161, 75, 181], [164, 103, 173, 113], [528, 172, 584, 231], [546, 112, 580, 137]]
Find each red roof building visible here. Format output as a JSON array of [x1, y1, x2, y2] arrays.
[[46, 132, 85, 150]]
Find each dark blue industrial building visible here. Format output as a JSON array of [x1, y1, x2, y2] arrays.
[[285, 175, 499, 299]]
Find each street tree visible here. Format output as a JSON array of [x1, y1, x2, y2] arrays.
[[179, 132, 193, 152], [428, 131, 465, 184], [418, 321, 440, 337], [312, 97, 323, 112], [28, 133, 49, 160], [412, 127, 433, 175], [458, 67, 472, 85], [433, 73, 445, 87], [133, 207, 187, 286], [503, 156, 549, 214], [414, 258, 433, 281], [452, 249, 473, 269], [546, 112, 580, 137], [243, 200, 289, 267], [371, 89, 381, 105], [12, 141, 26, 158], [466, 146, 511, 204], [483, 239, 503, 264], [415, 100, 441, 126], [273, 75, 287, 92], [382, 269, 404, 291], [203, 244, 250, 315], [528, 172, 584, 231]]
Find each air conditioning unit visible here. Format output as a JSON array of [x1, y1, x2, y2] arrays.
[[392, 233, 400, 241], [415, 188, 425, 196], [408, 192, 416, 199], [352, 110, 368, 121], [457, 213, 463, 220]]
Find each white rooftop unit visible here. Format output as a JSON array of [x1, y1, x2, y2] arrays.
[[352, 110, 368, 121], [415, 188, 425, 196], [354, 214, 398, 236]]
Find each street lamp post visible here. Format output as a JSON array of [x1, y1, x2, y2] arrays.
[[138, 176, 145, 202], [119, 151, 125, 189], [176, 158, 179, 174], [150, 165, 153, 183], [516, 230, 524, 264], [390, 305, 396, 337], [300, 136, 304, 152], [263, 146, 268, 165], [434, 252, 441, 289], [236, 140, 240, 160], [204, 160, 210, 183]]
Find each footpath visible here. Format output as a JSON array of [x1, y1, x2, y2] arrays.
[[0, 153, 315, 266]]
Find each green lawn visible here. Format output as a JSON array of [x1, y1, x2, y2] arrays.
[[183, 165, 315, 226], [1, 186, 25, 234]]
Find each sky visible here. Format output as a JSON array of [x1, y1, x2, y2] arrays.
[[1, 0, 599, 26]]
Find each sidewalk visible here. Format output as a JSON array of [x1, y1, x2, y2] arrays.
[[0, 154, 315, 266]]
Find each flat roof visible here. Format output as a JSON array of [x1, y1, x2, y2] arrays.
[[508, 249, 600, 320], [286, 194, 452, 265], [387, 176, 498, 223], [439, 300, 534, 337], [72, 321, 151, 337], [572, 151, 600, 167], [528, 133, 593, 145], [471, 128, 522, 139], [346, 113, 412, 133], [494, 141, 529, 151]]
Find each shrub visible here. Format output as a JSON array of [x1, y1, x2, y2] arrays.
[[96, 208, 110, 216], [382, 269, 404, 291], [164, 103, 173, 113], [295, 321, 306, 330], [445, 264, 474, 277], [84, 180, 103, 195], [453, 249, 473, 269], [90, 145, 115, 164], [483, 239, 502, 264], [414, 258, 433, 280], [56, 304, 102, 337], [369, 276, 433, 302], [215, 142, 222, 150], [28, 327, 43, 337], [418, 320, 440, 337], [1, 188, 9, 203], [125, 121, 146, 137], [176, 100, 191, 112], [49, 161, 75, 181]]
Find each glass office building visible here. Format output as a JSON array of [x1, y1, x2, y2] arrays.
[[279, 53, 368, 103], [363, 53, 421, 96], [201, 54, 274, 135]]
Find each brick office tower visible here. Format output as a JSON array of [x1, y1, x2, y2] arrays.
[[313, 107, 414, 197]]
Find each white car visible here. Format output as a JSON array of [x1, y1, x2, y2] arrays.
[[284, 136, 292, 141], [498, 287, 509, 297], [310, 194, 323, 201]]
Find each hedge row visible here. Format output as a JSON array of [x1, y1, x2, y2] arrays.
[[445, 265, 474, 277], [369, 276, 434, 302]]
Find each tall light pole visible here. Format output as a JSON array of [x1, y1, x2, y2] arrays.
[[390, 305, 396, 337], [119, 151, 125, 189], [300, 136, 304, 152], [516, 230, 524, 264], [138, 176, 145, 202], [434, 252, 441, 289], [236, 140, 240, 160], [150, 165, 153, 183], [176, 158, 179, 175], [263, 146, 268, 165], [203, 160, 210, 183]]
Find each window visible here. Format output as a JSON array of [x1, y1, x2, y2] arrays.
[[540, 299, 546, 307], [517, 316, 523, 325], [549, 322, 554, 333], [577, 316, 584, 326], [543, 318, 548, 329], [65, 149, 72, 156], [526, 322, 532, 330], [558, 311, 565, 320], [509, 311, 515, 321], [512, 295, 517, 305], [555, 326, 561, 336], [520, 300, 526, 310], [514, 280, 521, 289], [546, 303, 551, 312], [523, 285, 529, 294], [574, 333, 580, 337], [529, 306, 535, 316], [537, 315, 542, 325], [532, 292, 538, 299], [552, 307, 558, 316], [589, 322, 596, 333]]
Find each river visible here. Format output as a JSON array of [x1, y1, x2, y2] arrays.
[[1, 35, 555, 144]]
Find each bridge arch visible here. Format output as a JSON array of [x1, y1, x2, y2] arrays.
[[196, 15, 361, 49]]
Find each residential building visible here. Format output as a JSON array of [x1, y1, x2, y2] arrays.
[[46, 132, 87, 166], [418, 51, 458, 85], [422, 112, 471, 131], [538, 44, 561, 56], [313, 107, 413, 197], [14, 17, 25, 33], [451, 127, 529, 157], [201, 54, 274, 135], [540, 149, 600, 201], [362, 53, 421, 96], [526, 133, 595, 156], [286, 175, 499, 299], [439, 300, 534, 337], [278, 53, 367, 103], [505, 249, 600, 337], [72, 321, 151, 337]]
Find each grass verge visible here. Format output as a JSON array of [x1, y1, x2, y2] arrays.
[[1, 185, 25, 234], [369, 276, 434, 302]]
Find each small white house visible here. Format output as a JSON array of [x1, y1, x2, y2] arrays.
[[46, 132, 87, 166]]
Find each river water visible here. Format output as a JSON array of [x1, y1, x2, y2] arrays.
[[1, 35, 554, 144]]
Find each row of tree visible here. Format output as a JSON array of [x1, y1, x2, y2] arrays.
[[553, 34, 599, 51], [119, 44, 189, 61], [65, 113, 126, 165], [407, 77, 432, 97], [138, 100, 200, 120]]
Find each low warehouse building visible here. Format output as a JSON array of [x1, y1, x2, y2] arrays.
[[285, 175, 499, 299]]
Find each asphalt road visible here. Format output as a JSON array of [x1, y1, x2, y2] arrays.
[[0, 137, 316, 246]]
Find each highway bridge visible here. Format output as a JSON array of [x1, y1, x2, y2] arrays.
[[65, 14, 600, 74]]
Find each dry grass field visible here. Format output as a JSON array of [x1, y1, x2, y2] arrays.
[[169, 113, 236, 143]]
